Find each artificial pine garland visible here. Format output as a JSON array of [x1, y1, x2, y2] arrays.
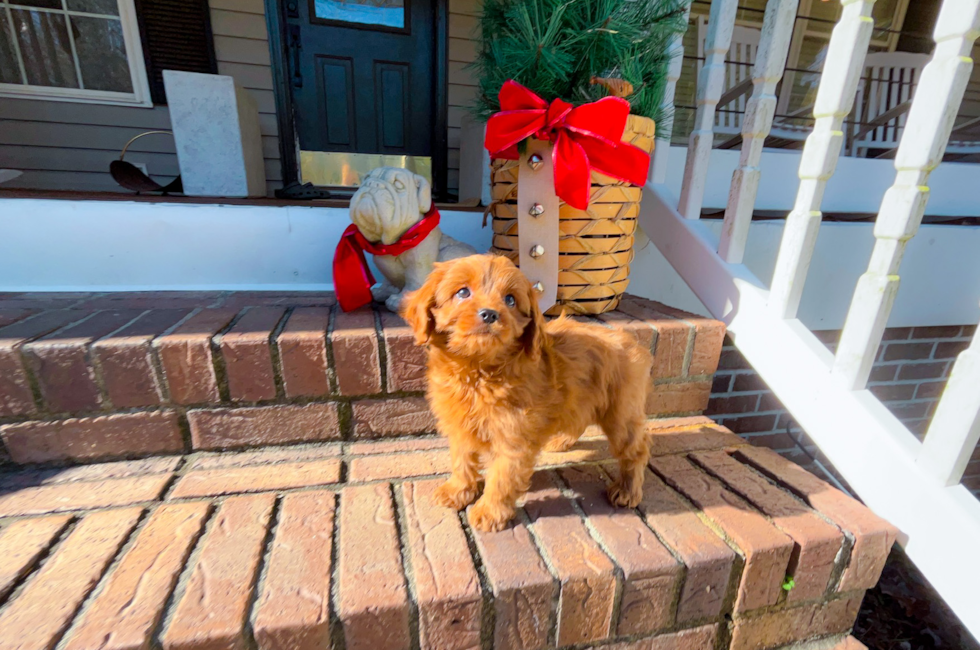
[[473, 0, 691, 133]]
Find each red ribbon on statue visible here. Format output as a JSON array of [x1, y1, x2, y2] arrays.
[[484, 80, 650, 210], [333, 205, 441, 312]]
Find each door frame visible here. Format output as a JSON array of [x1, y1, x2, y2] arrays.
[[265, 0, 450, 200]]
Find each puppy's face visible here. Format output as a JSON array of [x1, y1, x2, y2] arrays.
[[402, 254, 544, 362]]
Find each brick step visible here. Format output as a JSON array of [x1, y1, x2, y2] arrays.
[[0, 291, 725, 467], [0, 417, 896, 650]]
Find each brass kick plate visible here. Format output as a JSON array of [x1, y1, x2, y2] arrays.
[[299, 151, 432, 187]]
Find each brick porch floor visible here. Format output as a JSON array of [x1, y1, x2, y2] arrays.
[[0, 291, 894, 649], [0, 418, 894, 650]]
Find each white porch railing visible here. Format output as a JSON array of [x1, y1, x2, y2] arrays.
[[642, 0, 980, 639]]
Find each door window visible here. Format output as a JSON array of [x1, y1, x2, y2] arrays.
[[312, 0, 406, 31]]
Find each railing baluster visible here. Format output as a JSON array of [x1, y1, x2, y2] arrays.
[[767, 0, 878, 316], [677, 0, 738, 219], [918, 322, 980, 486], [650, 3, 692, 185], [832, 0, 980, 390], [717, 0, 799, 263]]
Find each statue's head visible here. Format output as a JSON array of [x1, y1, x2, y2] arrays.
[[349, 167, 432, 245]]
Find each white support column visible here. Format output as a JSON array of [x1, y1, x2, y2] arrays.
[[650, 3, 693, 185], [677, 0, 738, 219], [832, 0, 980, 390], [717, 0, 799, 263], [768, 0, 878, 318], [918, 321, 980, 486]]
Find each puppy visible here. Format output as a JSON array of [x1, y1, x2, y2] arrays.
[[349, 167, 475, 312], [402, 254, 653, 532]]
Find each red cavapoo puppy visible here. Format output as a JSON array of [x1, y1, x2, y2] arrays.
[[402, 254, 653, 532]]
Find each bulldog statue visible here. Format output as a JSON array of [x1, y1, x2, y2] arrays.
[[346, 167, 476, 312]]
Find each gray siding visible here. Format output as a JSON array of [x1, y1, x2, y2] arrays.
[[0, 0, 282, 196], [447, 0, 480, 195]]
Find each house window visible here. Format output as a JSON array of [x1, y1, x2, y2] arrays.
[[0, 0, 151, 106]]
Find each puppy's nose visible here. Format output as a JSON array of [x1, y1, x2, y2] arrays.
[[478, 308, 499, 324]]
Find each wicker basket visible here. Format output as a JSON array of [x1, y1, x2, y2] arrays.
[[489, 113, 655, 315]]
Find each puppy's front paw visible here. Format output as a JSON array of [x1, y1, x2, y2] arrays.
[[607, 480, 643, 509], [467, 498, 514, 532], [434, 481, 478, 511]]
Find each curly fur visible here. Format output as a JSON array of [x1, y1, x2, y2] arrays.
[[402, 254, 653, 532]]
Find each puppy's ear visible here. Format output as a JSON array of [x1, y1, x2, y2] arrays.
[[414, 174, 432, 213], [401, 263, 445, 345], [520, 287, 546, 360]]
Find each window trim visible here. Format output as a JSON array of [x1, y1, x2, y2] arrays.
[[0, 0, 153, 107]]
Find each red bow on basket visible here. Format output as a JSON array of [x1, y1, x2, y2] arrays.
[[333, 206, 441, 312], [484, 80, 650, 210]]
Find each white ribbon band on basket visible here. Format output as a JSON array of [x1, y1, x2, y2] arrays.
[[517, 139, 561, 312]]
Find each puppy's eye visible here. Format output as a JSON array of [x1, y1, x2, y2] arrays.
[[393, 179, 406, 190], [455, 287, 471, 299], [504, 294, 516, 307]]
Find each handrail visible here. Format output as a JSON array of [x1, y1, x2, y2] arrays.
[[716, 77, 753, 110], [846, 99, 912, 147], [642, 0, 980, 638]]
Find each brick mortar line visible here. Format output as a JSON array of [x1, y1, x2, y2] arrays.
[[208, 292, 234, 309], [372, 307, 390, 396], [243, 496, 282, 650], [174, 407, 195, 455], [18, 312, 99, 420], [53, 508, 152, 650], [614, 460, 741, 631], [209, 307, 249, 404], [68, 294, 108, 309], [267, 307, 292, 403], [323, 303, 340, 396], [87, 309, 152, 414], [592, 463, 690, 619], [152, 498, 221, 649], [546, 468, 628, 638], [514, 503, 562, 649], [0, 391, 428, 428], [328, 489, 347, 650], [149, 308, 203, 408], [644, 461, 745, 619], [725, 588, 868, 623], [390, 483, 423, 650], [678, 319, 697, 378], [525, 460, 745, 650], [454, 509, 496, 650], [0, 515, 78, 612], [0, 440, 750, 516], [653, 373, 713, 386], [730, 451, 857, 597], [710, 385, 948, 401], [0, 497, 186, 523], [686, 453, 845, 600]]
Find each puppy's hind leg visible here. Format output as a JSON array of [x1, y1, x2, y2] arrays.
[[603, 410, 649, 508]]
